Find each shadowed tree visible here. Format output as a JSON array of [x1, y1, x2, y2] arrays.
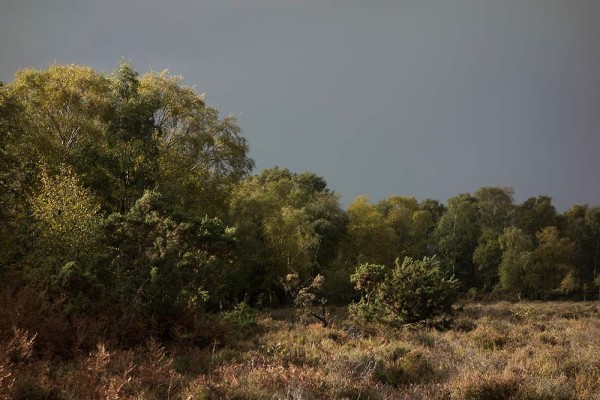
[[472, 187, 515, 290], [499, 226, 575, 298], [498, 226, 534, 297], [230, 167, 346, 305], [434, 193, 480, 288], [515, 196, 560, 239]]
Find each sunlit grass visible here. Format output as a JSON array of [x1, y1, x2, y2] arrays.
[[2, 301, 600, 399]]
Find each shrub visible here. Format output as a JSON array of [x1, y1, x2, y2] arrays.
[[349, 263, 386, 322], [350, 256, 460, 326], [103, 191, 236, 331], [223, 302, 258, 330]]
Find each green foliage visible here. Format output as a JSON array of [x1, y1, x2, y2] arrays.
[[378, 256, 460, 325], [3, 62, 253, 217], [498, 227, 534, 295], [4, 60, 600, 358], [351, 263, 386, 294], [103, 191, 236, 326], [0, 85, 31, 270], [349, 263, 385, 319], [230, 167, 346, 305], [140, 70, 254, 218], [285, 273, 326, 308], [434, 193, 480, 287], [8, 64, 111, 158], [55, 261, 99, 314], [472, 228, 503, 290], [474, 186, 515, 232], [0, 61, 259, 338], [223, 302, 258, 330], [30, 164, 101, 263], [27, 164, 102, 310], [515, 195, 559, 238], [498, 226, 576, 298], [377, 196, 420, 259], [351, 256, 459, 326], [560, 271, 580, 295]]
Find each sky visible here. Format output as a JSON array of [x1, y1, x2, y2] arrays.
[[1, 0, 600, 210]]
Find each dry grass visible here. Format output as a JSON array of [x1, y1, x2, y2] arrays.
[[1, 301, 600, 399]]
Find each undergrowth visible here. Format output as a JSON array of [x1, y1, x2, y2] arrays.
[[1, 300, 600, 399]]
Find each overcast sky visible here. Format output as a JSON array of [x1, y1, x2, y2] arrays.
[[1, 0, 599, 210]]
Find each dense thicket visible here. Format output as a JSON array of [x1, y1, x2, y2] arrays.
[[1, 63, 599, 345]]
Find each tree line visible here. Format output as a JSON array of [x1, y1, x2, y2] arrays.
[[1, 63, 599, 338]]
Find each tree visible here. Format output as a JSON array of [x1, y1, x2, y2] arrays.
[[99, 62, 159, 213], [29, 164, 101, 266], [532, 226, 575, 295], [564, 205, 592, 284], [4, 63, 254, 217], [515, 196, 559, 238], [434, 193, 480, 288], [418, 198, 446, 255], [583, 206, 600, 287], [474, 186, 515, 232], [230, 167, 346, 305], [7, 64, 111, 158], [561, 271, 580, 296], [377, 196, 430, 260], [472, 228, 503, 290], [468, 187, 515, 290], [1, 67, 111, 274], [140, 71, 254, 217], [346, 196, 398, 266], [564, 204, 600, 298], [498, 227, 534, 296], [0, 85, 30, 271], [28, 164, 102, 310], [498, 226, 575, 298], [349, 263, 386, 321], [409, 210, 435, 259]]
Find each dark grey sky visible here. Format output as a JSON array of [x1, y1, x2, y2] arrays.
[[2, 0, 599, 210]]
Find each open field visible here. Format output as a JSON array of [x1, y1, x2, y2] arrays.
[[2, 301, 600, 399]]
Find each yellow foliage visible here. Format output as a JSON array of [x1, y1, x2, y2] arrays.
[[30, 164, 101, 261]]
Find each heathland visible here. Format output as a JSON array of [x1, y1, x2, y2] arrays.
[[1, 63, 599, 399], [2, 301, 600, 399]]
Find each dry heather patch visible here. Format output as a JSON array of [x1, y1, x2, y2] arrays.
[[0, 301, 599, 399]]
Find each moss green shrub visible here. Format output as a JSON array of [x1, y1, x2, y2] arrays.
[[350, 256, 459, 326]]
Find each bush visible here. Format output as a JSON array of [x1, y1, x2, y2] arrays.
[[350, 256, 460, 326], [223, 302, 258, 330], [103, 191, 236, 331], [349, 263, 385, 322]]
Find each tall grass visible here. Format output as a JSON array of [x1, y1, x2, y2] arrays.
[[1, 301, 599, 399]]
